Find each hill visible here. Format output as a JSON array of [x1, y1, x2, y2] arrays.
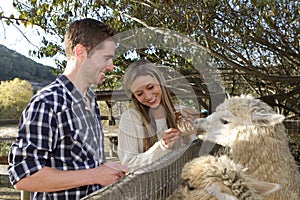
[[0, 44, 56, 86]]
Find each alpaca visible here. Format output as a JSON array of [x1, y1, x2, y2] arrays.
[[167, 155, 280, 200], [193, 95, 300, 199]]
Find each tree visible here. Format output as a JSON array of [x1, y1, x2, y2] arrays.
[[0, 78, 33, 119], [0, 0, 299, 118]]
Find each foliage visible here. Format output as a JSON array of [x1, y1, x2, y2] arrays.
[[0, 0, 299, 118], [0, 141, 12, 156], [0, 78, 33, 119], [0, 44, 56, 83]]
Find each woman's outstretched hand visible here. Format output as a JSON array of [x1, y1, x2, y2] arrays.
[[161, 128, 181, 149]]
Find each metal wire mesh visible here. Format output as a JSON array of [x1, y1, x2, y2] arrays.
[[81, 139, 218, 200], [82, 120, 300, 200]]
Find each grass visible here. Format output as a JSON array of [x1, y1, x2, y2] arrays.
[[0, 141, 12, 156]]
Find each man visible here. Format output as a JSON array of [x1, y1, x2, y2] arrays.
[[8, 18, 128, 199]]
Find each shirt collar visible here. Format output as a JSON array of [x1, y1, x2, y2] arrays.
[[57, 75, 96, 103]]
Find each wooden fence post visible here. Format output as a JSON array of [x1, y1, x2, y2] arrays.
[[21, 191, 30, 200]]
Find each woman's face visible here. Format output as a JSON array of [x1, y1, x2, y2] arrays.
[[130, 75, 162, 108]]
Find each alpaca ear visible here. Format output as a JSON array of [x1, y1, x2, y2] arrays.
[[206, 182, 238, 200], [251, 112, 284, 126], [247, 178, 281, 195]]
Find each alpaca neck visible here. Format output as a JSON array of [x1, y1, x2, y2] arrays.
[[230, 124, 289, 171]]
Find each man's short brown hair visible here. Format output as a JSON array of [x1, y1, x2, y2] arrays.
[[64, 18, 118, 59]]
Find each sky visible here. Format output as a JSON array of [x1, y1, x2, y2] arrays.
[[0, 1, 57, 67]]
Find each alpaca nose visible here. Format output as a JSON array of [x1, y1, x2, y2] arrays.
[[193, 118, 207, 136], [193, 118, 200, 128], [193, 118, 205, 130]]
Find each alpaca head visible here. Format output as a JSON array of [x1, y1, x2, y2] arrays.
[[193, 95, 285, 147], [178, 155, 280, 200]]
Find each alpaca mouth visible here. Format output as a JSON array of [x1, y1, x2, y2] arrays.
[[195, 128, 207, 136], [193, 118, 207, 136]]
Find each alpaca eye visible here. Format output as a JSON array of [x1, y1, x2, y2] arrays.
[[220, 118, 229, 124], [182, 179, 195, 191], [187, 183, 195, 191]]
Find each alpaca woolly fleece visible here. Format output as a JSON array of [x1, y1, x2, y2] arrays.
[[194, 95, 300, 200], [167, 155, 279, 200]]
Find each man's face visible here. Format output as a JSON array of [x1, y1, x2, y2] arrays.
[[82, 40, 116, 85]]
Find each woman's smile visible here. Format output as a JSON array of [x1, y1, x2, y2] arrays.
[[147, 95, 158, 105]]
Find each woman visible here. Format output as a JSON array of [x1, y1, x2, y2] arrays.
[[117, 59, 194, 171]]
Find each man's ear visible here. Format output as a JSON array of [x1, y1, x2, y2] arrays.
[[74, 44, 87, 61]]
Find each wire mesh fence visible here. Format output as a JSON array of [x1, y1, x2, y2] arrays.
[[82, 120, 300, 200]]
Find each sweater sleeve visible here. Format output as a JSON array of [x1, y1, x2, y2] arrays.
[[117, 109, 170, 171]]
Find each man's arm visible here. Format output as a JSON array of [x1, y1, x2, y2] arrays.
[[14, 162, 128, 192]]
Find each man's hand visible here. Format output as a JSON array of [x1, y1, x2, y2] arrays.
[[92, 161, 129, 186]]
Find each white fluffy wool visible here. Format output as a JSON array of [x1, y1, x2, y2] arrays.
[[193, 95, 300, 200], [168, 155, 280, 200]]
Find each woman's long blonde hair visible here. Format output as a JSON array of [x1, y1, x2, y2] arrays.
[[124, 59, 177, 151]]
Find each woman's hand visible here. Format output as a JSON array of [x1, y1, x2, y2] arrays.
[[161, 128, 181, 149]]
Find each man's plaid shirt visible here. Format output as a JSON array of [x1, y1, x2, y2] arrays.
[[8, 75, 105, 199]]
